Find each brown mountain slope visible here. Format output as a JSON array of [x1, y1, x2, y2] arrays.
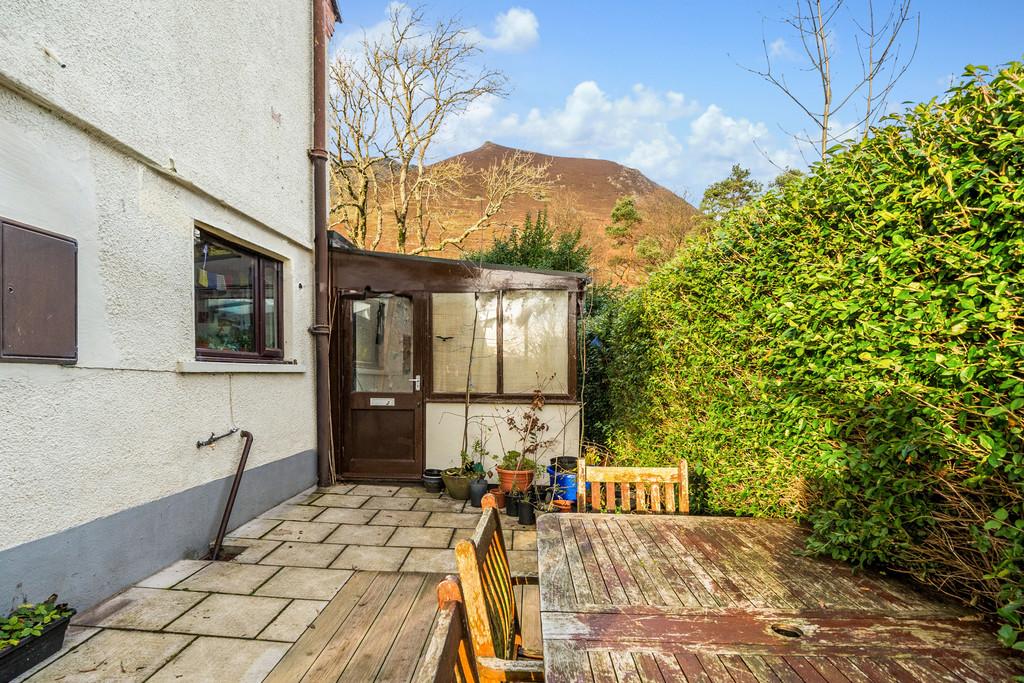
[[336, 142, 699, 284]]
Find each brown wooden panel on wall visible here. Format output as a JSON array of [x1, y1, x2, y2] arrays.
[[1, 219, 77, 363]]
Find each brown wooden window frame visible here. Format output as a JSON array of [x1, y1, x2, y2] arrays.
[[194, 228, 284, 363], [427, 289, 577, 402]]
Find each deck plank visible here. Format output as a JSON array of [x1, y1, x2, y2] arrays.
[[379, 573, 444, 682]]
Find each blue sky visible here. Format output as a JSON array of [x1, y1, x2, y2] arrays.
[[331, 1, 1024, 200]]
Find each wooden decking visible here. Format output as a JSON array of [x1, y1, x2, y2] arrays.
[[537, 514, 1024, 682], [265, 571, 539, 682]]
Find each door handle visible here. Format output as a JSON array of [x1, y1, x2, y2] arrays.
[[409, 375, 421, 391]]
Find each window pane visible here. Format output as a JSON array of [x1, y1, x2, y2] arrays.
[[195, 233, 256, 353], [264, 261, 280, 349], [353, 295, 414, 392], [432, 292, 498, 394], [502, 290, 569, 394]]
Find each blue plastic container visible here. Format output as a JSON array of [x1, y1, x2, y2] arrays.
[[547, 465, 579, 501]]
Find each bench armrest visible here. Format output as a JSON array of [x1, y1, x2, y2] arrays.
[[477, 656, 545, 681]]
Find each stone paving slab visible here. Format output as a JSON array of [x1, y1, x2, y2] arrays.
[[313, 506, 378, 524], [349, 484, 401, 496], [331, 545, 411, 571], [258, 599, 327, 642], [223, 537, 282, 563], [166, 593, 289, 638], [262, 520, 338, 543], [75, 587, 206, 630], [136, 559, 210, 589], [174, 562, 279, 595], [369, 510, 430, 527], [425, 512, 482, 528], [315, 493, 369, 508], [363, 495, 417, 510], [325, 523, 395, 546], [401, 548, 458, 573], [260, 503, 326, 521], [255, 567, 353, 600], [228, 517, 281, 539], [147, 636, 288, 683], [413, 497, 467, 512], [387, 526, 454, 548], [394, 486, 442, 498], [25, 629, 193, 682], [260, 541, 346, 568]]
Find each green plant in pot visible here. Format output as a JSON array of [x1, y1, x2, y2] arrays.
[[443, 439, 486, 501], [495, 391, 553, 493], [0, 596, 75, 681]]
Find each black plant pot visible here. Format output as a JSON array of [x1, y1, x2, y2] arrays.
[[468, 479, 489, 508], [506, 491, 521, 517], [0, 610, 75, 682], [518, 500, 536, 525], [422, 468, 444, 494]]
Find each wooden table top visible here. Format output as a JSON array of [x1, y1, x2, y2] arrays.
[[536, 513, 1023, 682]]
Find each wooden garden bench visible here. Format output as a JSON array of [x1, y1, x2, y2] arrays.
[[576, 458, 689, 513], [415, 576, 478, 683], [452, 494, 544, 682]]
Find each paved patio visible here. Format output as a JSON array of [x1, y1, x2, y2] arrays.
[[19, 484, 538, 682]]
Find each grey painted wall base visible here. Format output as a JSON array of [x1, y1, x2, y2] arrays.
[[0, 449, 315, 614]]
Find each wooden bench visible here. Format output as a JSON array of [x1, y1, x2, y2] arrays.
[[576, 458, 689, 513], [414, 576, 478, 683], [452, 494, 544, 682]]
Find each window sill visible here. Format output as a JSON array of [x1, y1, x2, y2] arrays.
[[177, 360, 306, 374]]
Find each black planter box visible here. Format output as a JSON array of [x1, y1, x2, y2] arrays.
[[0, 610, 75, 683]]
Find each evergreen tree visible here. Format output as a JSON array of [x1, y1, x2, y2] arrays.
[[699, 164, 763, 221], [469, 209, 591, 273]]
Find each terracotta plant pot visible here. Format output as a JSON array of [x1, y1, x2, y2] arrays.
[[496, 467, 534, 494], [442, 471, 471, 500], [488, 487, 505, 509]]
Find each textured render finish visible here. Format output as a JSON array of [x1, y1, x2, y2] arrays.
[[424, 402, 582, 471], [0, 449, 315, 612], [0, 0, 317, 597], [0, 0, 313, 242]]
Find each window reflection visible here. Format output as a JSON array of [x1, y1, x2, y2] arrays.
[[353, 295, 415, 392]]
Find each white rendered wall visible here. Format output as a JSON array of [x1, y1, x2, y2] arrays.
[[0, 1, 316, 553], [424, 402, 582, 477]]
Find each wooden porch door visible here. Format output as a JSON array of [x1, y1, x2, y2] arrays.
[[339, 293, 424, 480]]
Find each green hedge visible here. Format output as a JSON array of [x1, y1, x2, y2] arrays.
[[605, 62, 1024, 642]]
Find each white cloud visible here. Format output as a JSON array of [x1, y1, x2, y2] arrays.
[[768, 37, 793, 59], [467, 8, 539, 52]]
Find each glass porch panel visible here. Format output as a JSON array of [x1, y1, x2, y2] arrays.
[[502, 290, 569, 394], [352, 295, 414, 392], [431, 292, 498, 394]]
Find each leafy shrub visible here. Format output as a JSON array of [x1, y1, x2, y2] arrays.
[[605, 62, 1024, 641], [1, 598, 73, 650]]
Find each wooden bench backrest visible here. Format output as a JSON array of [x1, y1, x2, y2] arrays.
[[415, 576, 478, 683], [577, 458, 689, 514], [454, 495, 519, 662]]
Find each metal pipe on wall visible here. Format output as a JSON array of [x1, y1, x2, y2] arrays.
[[210, 430, 254, 561], [311, 0, 336, 487]]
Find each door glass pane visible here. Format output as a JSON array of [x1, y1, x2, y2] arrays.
[[353, 295, 414, 392], [195, 234, 256, 353], [431, 292, 498, 393], [502, 290, 569, 394], [264, 261, 280, 349]]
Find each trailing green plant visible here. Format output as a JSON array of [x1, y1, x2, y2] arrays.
[[604, 62, 1024, 643], [498, 450, 536, 472], [1, 598, 73, 650]]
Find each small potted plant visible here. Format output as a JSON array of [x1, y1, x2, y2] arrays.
[[495, 391, 554, 493], [443, 439, 486, 501], [0, 596, 75, 681]]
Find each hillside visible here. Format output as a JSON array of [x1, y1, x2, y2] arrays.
[[335, 142, 699, 284], [440, 143, 699, 284]]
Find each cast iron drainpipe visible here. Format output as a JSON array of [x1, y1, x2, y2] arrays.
[[210, 430, 254, 561]]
